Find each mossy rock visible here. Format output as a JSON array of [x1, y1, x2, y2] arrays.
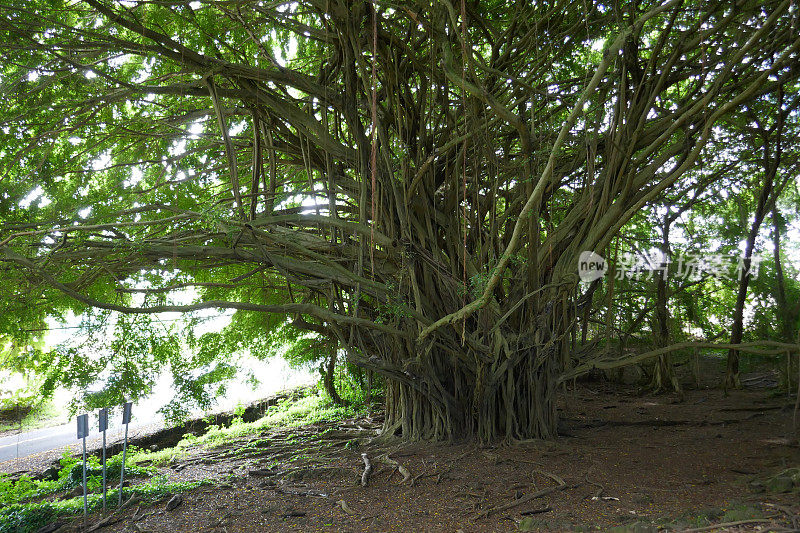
[[766, 475, 794, 493], [720, 504, 763, 522]]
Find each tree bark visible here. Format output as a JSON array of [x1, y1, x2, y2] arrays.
[[725, 96, 785, 388], [323, 341, 345, 406]]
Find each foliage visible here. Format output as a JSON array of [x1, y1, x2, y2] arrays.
[[0, 478, 210, 533], [0, 446, 206, 533], [0, 0, 798, 440]]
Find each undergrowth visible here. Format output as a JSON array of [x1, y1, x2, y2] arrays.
[[0, 386, 363, 532], [0, 477, 210, 533], [127, 387, 364, 467]]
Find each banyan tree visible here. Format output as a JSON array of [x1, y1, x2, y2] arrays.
[[1, 0, 799, 440]]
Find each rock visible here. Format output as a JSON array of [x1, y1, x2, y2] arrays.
[[618, 365, 644, 385], [40, 465, 60, 482], [258, 480, 276, 488], [149, 445, 159, 452], [766, 475, 794, 493], [748, 480, 766, 493], [35, 523, 63, 533], [165, 494, 183, 511], [61, 486, 83, 500], [631, 492, 652, 504]]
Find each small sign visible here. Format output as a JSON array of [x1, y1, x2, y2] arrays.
[[122, 402, 132, 424], [98, 408, 108, 432], [77, 414, 89, 439]]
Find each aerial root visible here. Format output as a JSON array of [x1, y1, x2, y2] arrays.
[[360, 453, 373, 487], [87, 495, 140, 531], [378, 453, 412, 484], [473, 470, 568, 520]]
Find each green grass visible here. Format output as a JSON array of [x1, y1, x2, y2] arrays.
[[0, 477, 211, 533], [0, 446, 210, 533], [127, 387, 364, 467]]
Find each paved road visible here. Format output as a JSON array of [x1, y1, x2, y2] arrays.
[[0, 420, 150, 463]]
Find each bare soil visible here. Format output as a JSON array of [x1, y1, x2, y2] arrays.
[[42, 379, 800, 533]]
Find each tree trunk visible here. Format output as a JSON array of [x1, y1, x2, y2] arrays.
[[323, 342, 345, 406], [725, 197, 770, 389], [381, 342, 560, 441], [725, 119, 782, 389], [772, 206, 795, 342], [650, 222, 681, 393], [3, 0, 796, 445]]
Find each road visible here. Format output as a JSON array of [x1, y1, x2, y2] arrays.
[[0, 420, 152, 464], [0, 365, 314, 467]]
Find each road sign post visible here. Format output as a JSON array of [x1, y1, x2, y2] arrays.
[[76, 414, 89, 528], [119, 402, 132, 506], [98, 408, 108, 512]]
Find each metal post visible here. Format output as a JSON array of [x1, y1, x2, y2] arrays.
[[76, 414, 88, 530], [82, 436, 87, 529], [99, 408, 108, 512], [102, 428, 107, 509], [119, 402, 132, 506]]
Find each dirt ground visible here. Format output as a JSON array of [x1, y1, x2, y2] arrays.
[[35, 376, 799, 533]]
